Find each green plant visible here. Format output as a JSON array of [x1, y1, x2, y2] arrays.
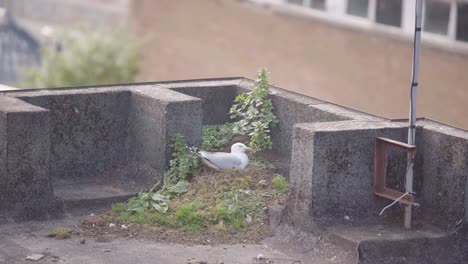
[[218, 189, 265, 228], [250, 157, 275, 170], [118, 209, 176, 227], [202, 123, 236, 150], [111, 203, 127, 214], [21, 27, 140, 88], [175, 201, 206, 231], [229, 68, 278, 152], [164, 134, 199, 186], [127, 182, 170, 213], [215, 206, 246, 230], [122, 134, 196, 215], [271, 175, 288, 195]]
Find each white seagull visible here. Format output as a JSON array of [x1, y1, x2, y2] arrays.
[[188, 143, 253, 170]]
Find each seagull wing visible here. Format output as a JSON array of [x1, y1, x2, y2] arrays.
[[198, 151, 243, 170]]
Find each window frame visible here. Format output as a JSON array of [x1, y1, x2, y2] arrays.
[[277, 0, 468, 52]]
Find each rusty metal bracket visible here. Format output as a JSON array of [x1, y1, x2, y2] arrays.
[[374, 137, 416, 205]]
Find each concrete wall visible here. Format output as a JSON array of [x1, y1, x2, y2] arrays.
[[418, 121, 468, 231], [18, 91, 130, 183], [0, 96, 59, 222], [239, 79, 383, 158], [0, 84, 203, 221], [286, 121, 409, 228], [0, 79, 466, 230]]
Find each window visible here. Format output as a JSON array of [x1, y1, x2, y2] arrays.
[[376, 0, 402, 27], [424, 1, 450, 35], [347, 0, 369, 18], [456, 3, 468, 42], [310, 0, 326, 10]]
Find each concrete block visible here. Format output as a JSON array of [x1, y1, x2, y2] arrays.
[[128, 88, 202, 186], [170, 85, 238, 125], [0, 96, 59, 221], [418, 121, 468, 230], [286, 121, 408, 229], [18, 91, 131, 182]]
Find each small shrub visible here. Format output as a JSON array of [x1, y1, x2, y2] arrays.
[[230, 68, 278, 152], [175, 202, 206, 231], [202, 123, 236, 150], [271, 175, 288, 195], [126, 181, 170, 213], [48, 227, 70, 239]]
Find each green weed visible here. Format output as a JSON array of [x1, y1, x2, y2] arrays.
[[175, 202, 206, 231], [202, 123, 236, 150], [271, 175, 288, 195], [230, 68, 278, 152]]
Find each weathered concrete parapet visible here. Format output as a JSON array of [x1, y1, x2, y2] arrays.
[[128, 87, 202, 186], [417, 120, 468, 230], [0, 96, 60, 222], [0, 85, 203, 221], [286, 120, 408, 230]]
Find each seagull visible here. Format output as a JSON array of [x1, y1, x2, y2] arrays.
[[188, 143, 253, 170]]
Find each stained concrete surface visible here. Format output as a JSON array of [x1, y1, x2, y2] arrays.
[[0, 216, 352, 264]]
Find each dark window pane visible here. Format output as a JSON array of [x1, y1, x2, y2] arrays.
[[376, 0, 402, 27], [424, 1, 450, 35], [347, 0, 369, 18], [456, 3, 468, 42], [310, 0, 326, 10], [287, 0, 304, 5]]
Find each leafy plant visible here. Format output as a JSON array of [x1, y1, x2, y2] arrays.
[[126, 182, 170, 213], [229, 68, 278, 152], [20, 27, 141, 88], [202, 123, 236, 150], [164, 134, 199, 186], [122, 134, 197, 215]]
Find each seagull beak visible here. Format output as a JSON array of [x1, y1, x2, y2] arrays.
[[245, 147, 253, 153]]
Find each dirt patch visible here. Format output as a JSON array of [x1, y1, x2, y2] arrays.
[[80, 153, 289, 245]]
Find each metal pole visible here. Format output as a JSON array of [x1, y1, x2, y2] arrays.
[[405, 0, 423, 229]]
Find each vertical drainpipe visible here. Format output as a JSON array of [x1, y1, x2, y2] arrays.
[[405, 0, 423, 229]]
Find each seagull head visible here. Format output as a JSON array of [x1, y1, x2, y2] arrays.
[[231, 143, 253, 154]]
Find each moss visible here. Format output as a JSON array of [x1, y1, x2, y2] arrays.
[[48, 227, 70, 239], [174, 202, 206, 231], [271, 175, 288, 194], [111, 203, 127, 213]]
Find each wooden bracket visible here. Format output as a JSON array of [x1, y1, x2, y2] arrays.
[[374, 137, 416, 205]]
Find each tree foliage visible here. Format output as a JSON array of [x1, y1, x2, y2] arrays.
[[21, 27, 140, 88]]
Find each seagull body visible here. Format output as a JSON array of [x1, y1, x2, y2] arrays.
[[188, 143, 252, 170]]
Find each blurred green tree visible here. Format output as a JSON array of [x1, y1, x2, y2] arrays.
[[20, 27, 141, 88]]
